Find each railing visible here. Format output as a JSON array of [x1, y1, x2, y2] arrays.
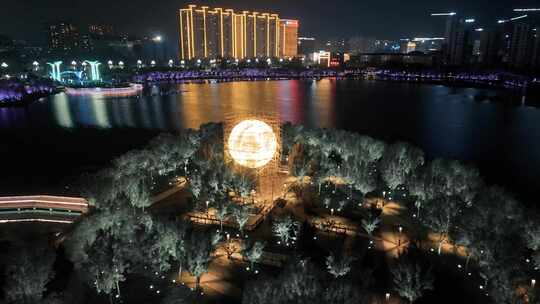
[[0, 195, 89, 224]]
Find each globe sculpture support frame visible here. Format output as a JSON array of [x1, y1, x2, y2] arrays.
[[224, 112, 281, 197]]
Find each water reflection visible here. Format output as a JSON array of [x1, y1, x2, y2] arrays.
[[52, 93, 74, 128]]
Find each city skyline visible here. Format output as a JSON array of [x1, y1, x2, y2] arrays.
[[2, 0, 532, 47]]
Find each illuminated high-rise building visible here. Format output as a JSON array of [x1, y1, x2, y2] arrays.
[[178, 5, 297, 60], [279, 19, 299, 58], [48, 22, 80, 51]]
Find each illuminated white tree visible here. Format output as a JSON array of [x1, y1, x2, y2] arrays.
[[232, 204, 252, 235], [361, 216, 381, 237], [4, 244, 56, 303], [272, 215, 300, 246], [185, 232, 213, 290], [243, 241, 266, 270], [391, 258, 433, 304], [214, 198, 230, 232], [325, 253, 355, 278], [378, 142, 424, 191]]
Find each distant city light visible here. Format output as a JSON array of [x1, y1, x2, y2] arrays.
[[465, 18, 475, 23], [514, 8, 540, 12], [510, 15, 528, 21], [431, 12, 457, 16], [475, 28, 484, 32], [153, 35, 162, 42], [498, 19, 507, 24], [1, 62, 8, 68], [412, 37, 445, 42]]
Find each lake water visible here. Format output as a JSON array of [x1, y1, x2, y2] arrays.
[[0, 79, 538, 203]]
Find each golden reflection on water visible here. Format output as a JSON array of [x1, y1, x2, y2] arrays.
[[49, 80, 338, 130], [52, 93, 74, 128]]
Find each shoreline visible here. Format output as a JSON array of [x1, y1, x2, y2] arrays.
[[134, 70, 532, 91]]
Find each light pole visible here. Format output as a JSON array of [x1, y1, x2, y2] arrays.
[[398, 226, 403, 247], [152, 35, 163, 64]]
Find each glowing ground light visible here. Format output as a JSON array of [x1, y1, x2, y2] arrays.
[[228, 119, 277, 169]]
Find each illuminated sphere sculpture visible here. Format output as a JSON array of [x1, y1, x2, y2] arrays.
[[227, 119, 277, 169]]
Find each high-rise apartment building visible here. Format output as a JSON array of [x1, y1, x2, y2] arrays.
[[279, 19, 298, 58], [48, 22, 81, 51], [509, 23, 536, 69], [178, 5, 298, 60], [444, 17, 475, 66]]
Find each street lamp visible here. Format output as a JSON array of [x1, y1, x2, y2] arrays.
[[168, 59, 174, 67], [151, 60, 156, 67], [398, 226, 403, 247], [532, 279, 536, 288]]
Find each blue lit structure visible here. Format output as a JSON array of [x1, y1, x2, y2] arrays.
[[46, 60, 103, 84], [47, 61, 63, 82], [84, 61, 102, 81]]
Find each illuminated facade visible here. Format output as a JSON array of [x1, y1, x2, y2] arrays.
[[279, 19, 299, 58], [179, 5, 298, 60]]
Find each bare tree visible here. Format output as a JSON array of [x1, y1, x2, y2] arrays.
[[361, 216, 381, 237], [232, 204, 252, 235], [391, 258, 433, 304], [421, 196, 461, 255], [214, 199, 230, 232], [243, 241, 266, 270], [378, 142, 424, 191], [326, 253, 355, 278], [185, 232, 213, 290], [4, 243, 56, 303], [272, 215, 300, 246]]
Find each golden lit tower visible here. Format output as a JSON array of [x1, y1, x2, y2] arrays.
[[279, 19, 299, 58], [178, 5, 298, 60]]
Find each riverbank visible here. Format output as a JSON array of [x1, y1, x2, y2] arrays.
[[134, 68, 533, 92], [0, 78, 59, 106]]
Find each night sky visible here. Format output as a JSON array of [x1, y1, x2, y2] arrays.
[[1, 0, 533, 46]]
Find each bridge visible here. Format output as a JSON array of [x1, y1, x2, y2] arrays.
[[0, 195, 89, 224]]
